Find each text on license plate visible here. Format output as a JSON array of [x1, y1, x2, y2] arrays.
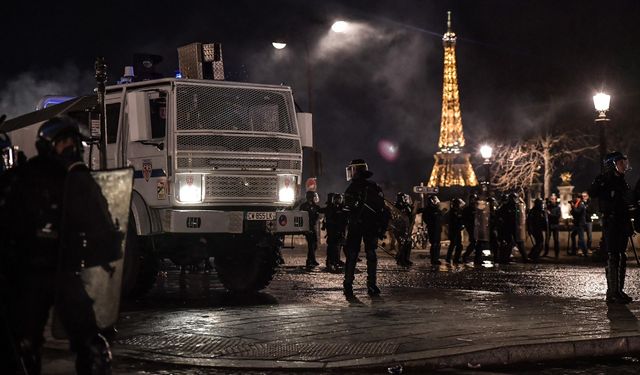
[[246, 212, 276, 220]]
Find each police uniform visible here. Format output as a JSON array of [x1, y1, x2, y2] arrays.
[[394, 193, 413, 267], [322, 194, 347, 270], [300, 192, 321, 267], [544, 198, 561, 258], [343, 159, 387, 298], [421, 196, 443, 265], [462, 195, 481, 264], [590, 152, 634, 304], [446, 199, 465, 264], [526, 198, 548, 261], [0, 117, 113, 374]]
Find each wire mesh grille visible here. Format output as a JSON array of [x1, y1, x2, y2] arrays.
[[176, 84, 297, 134], [177, 135, 301, 154], [177, 155, 301, 171], [205, 175, 278, 200]]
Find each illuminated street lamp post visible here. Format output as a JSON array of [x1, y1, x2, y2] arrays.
[[272, 20, 349, 114], [593, 92, 611, 173], [593, 92, 610, 259], [480, 144, 493, 197]]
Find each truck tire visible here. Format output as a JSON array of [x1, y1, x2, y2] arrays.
[[214, 240, 279, 293], [122, 218, 159, 299]]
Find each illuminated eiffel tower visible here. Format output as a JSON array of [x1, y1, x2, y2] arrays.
[[427, 11, 478, 188]]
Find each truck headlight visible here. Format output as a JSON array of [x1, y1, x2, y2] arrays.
[[176, 173, 204, 203], [277, 175, 297, 204]]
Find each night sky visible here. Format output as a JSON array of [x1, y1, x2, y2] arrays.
[[2, 0, 640, 197]]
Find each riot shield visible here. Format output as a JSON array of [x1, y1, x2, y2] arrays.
[[83, 168, 133, 328], [515, 202, 527, 242], [474, 199, 491, 242], [53, 168, 133, 338]]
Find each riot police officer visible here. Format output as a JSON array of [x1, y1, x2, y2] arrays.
[[544, 195, 561, 258], [527, 198, 548, 261], [590, 151, 634, 304], [446, 198, 465, 264], [322, 193, 347, 271], [462, 193, 480, 264], [394, 192, 414, 267], [422, 194, 443, 265], [0, 117, 114, 374], [496, 193, 528, 263], [300, 191, 321, 268], [343, 159, 388, 298]]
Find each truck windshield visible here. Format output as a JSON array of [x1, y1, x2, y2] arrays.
[[176, 85, 296, 135]]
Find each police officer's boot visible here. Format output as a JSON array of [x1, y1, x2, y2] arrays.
[[619, 254, 633, 303], [343, 259, 356, 298], [404, 244, 413, 266], [606, 255, 626, 304], [75, 334, 112, 375], [430, 242, 441, 265], [366, 258, 380, 296]]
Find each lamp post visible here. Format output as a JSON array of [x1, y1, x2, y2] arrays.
[[272, 20, 349, 114], [593, 92, 611, 173], [593, 92, 610, 259], [480, 144, 493, 197]]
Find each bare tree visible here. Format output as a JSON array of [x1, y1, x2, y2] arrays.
[[491, 132, 596, 197]]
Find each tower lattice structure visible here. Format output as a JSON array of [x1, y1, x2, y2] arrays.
[[427, 11, 478, 188]]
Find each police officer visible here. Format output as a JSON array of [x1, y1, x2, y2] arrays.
[[446, 198, 465, 264], [544, 195, 561, 258], [590, 151, 634, 304], [343, 159, 388, 298], [300, 191, 321, 268], [322, 193, 347, 271], [462, 193, 480, 264], [570, 195, 588, 256], [496, 193, 528, 263], [394, 192, 414, 267], [422, 194, 443, 265], [527, 198, 548, 261], [0, 117, 114, 374]]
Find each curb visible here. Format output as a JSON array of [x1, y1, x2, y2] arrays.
[[113, 335, 640, 371]]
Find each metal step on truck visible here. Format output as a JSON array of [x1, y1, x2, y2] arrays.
[[1, 42, 312, 296]]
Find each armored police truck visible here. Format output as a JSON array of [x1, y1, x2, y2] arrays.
[[2, 58, 312, 296]]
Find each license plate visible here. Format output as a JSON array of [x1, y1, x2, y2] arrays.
[[247, 212, 276, 221]]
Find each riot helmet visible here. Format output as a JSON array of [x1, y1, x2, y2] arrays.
[[332, 193, 344, 206], [345, 158, 372, 181], [1, 132, 15, 171], [36, 116, 90, 160], [468, 193, 478, 204], [427, 194, 440, 208], [604, 151, 629, 174], [451, 197, 466, 209], [533, 198, 544, 209], [306, 190, 319, 204]]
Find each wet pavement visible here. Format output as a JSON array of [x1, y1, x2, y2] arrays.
[[41, 245, 640, 373]]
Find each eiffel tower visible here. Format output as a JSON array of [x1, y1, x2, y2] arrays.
[[427, 11, 478, 188]]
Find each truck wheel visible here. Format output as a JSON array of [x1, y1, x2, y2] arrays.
[[122, 218, 159, 299], [214, 240, 279, 293]]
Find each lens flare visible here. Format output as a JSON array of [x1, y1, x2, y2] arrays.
[[378, 139, 399, 161]]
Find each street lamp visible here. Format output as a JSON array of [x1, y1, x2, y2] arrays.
[[331, 20, 349, 33], [593, 92, 611, 173], [271, 42, 287, 50], [480, 144, 493, 197]]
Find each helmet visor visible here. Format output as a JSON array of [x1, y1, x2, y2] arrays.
[[345, 162, 368, 181]]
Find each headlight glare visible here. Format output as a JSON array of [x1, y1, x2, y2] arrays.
[[277, 175, 297, 203], [176, 174, 204, 203]]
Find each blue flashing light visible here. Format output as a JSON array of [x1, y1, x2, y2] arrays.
[[37, 96, 75, 110], [175, 70, 182, 79]]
